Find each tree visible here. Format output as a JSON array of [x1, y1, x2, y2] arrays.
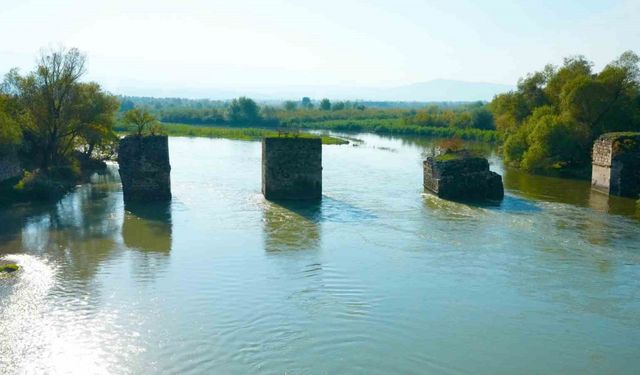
[[71, 82, 119, 158], [260, 105, 279, 126], [489, 92, 527, 133], [227, 97, 261, 124], [332, 101, 346, 111], [470, 107, 495, 130], [2, 47, 119, 169], [283, 101, 297, 111], [520, 113, 590, 172], [491, 50, 640, 174], [544, 56, 592, 104], [301, 97, 313, 109], [119, 99, 135, 112], [0, 94, 21, 146], [123, 108, 160, 136], [319, 98, 331, 111]]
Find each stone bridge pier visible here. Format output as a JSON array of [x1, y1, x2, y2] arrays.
[[423, 154, 503, 201], [591, 133, 640, 198], [262, 137, 322, 201], [118, 135, 171, 202]]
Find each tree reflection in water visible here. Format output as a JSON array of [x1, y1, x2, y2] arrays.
[[0, 168, 123, 284]]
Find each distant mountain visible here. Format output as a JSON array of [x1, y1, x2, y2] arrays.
[[114, 79, 513, 102]]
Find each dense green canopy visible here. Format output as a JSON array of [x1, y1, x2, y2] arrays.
[[1, 47, 119, 169], [0, 94, 21, 147], [490, 51, 640, 174]]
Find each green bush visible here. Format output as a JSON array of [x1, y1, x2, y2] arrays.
[[13, 165, 80, 201], [490, 51, 640, 175]]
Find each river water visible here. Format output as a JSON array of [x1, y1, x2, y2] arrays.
[[1, 134, 639, 374]]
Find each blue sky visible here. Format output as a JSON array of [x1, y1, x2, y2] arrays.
[[0, 0, 638, 95]]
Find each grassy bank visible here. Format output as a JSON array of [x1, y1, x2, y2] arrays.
[[116, 123, 349, 145], [286, 119, 499, 142], [119, 120, 499, 144]]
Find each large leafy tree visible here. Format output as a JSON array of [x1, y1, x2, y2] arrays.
[[0, 94, 21, 147], [492, 51, 640, 174], [319, 98, 331, 111], [2, 47, 118, 169], [301, 97, 313, 109], [75, 83, 119, 158]]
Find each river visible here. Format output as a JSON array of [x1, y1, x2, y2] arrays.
[[1, 134, 639, 374]]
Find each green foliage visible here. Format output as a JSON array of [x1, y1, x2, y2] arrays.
[[277, 107, 404, 126], [0, 47, 120, 203], [490, 51, 640, 175], [119, 99, 135, 112], [283, 101, 298, 111], [117, 96, 497, 141], [403, 104, 495, 131], [228, 96, 262, 124], [301, 97, 313, 109], [319, 98, 331, 111], [117, 96, 491, 137], [0, 262, 20, 277], [503, 126, 528, 166], [0, 263, 19, 273], [287, 118, 498, 142], [2, 47, 119, 169], [434, 153, 464, 161], [13, 165, 81, 200], [259, 105, 279, 126], [521, 114, 590, 172], [133, 123, 348, 145], [123, 108, 160, 136], [0, 94, 21, 146], [469, 107, 495, 130], [75, 83, 120, 158]]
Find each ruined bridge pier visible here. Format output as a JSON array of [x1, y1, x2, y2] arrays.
[[423, 154, 504, 201], [591, 133, 640, 198], [118, 135, 172, 203], [262, 137, 322, 201]]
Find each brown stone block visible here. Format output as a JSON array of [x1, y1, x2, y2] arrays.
[[118, 135, 171, 202], [262, 137, 322, 201]]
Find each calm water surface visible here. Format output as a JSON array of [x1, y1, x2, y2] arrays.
[[1, 134, 639, 374]]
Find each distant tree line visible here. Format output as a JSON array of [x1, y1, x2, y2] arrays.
[[118, 95, 496, 133]]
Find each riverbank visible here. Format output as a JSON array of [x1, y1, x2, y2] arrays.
[[115, 123, 349, 145], [144, 120, 499, 143], [0, 156, 108, 206], [284, 118, 500, 142]]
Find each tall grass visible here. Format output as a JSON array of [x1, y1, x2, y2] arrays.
[[288, 119, 499, 142]]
